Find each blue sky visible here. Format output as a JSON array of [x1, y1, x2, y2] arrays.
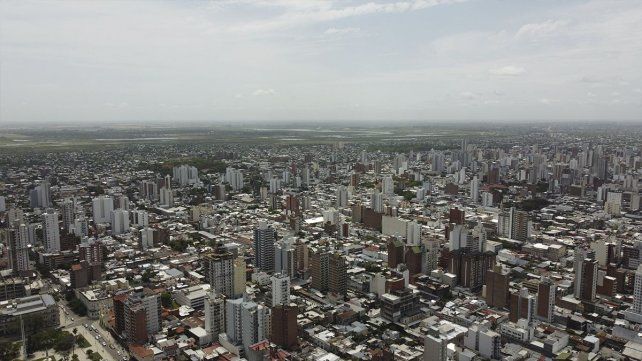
[[0, 0, 641, 123]]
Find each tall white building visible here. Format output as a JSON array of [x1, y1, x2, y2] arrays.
[[382, 176, 394, 195], [481, 192, 493, 207], [406, 221, 421, 245], [159, 187, 174, 208], [470, 176, 479, 203], [8, 224, 30, 273], [173, 164, 199, 186], [624, 265, 642, 323], [432, 152, 445, 173], [269, 177, 281, 194], [371, 189, 384, 213], [225, 167, 244, 191], [61, 199, 75, 231], [110, 209, 130, 235], [92, 196, 114, 224], [41, 209, 60, 253], [336, 185, 348, 208], [130, 210, 149, 227], [139, 227, 155, 250], [0, 196, 5, 212], [204, 291, 225, 339], [271, 273, 290, 307]]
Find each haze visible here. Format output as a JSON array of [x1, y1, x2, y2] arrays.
[[1, 0, 641, 124]]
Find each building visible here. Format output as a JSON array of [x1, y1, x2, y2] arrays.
[[424, 319, 467, 361], [110, 209, 130, 235], [537, 277, 556, 322], [204, 291, 225, 339], [271, 273, 290, 307], [329, 253, 348, 297], [574, 248, 597, 302], [174, 284, 209, 309], [7, 225, 30, 274], [41, 208, 60, 253], [310, 251, 330, 292], [233, 257, 247, 298], [271, 305, 298, 350], [203, 248, 235, 297], [336, 185, 348, 208], [0, 294, 59, 336], [117, 288, 162, 345], [92, 196, 114, 224], [61, 199, 75, 231], [173, 164, 199, 186], [485, 264, 509, 309], [254, 221, 276, 272], [29, 180, 51, 209], [380, 288, 420, 323], [509, 288, 535, 324]]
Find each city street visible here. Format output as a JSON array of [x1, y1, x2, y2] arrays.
[[58, 303, 128, 361]]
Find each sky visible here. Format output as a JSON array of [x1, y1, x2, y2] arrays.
[[0, 0, 641, 124]]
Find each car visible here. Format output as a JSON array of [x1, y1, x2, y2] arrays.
[[84, 323, 89, 328], [110, 344, 115, 349], [95, 335, 99, 340], [71, 317, 74, 321], [102, 341, 106, 346]]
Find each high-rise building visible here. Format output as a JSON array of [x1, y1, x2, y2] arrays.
[[371, 189, 384, 213], [225, 167, 245, 191], [141, 180, 159, 201], [29, 180, 51, 209], [110, 209, 130, 235], [254, 221, 276, 272], [233, 257, 247, 298], [61, 199, 75, 232], [382, 176, 394, 195], [226, 298, 270, 355], [329, 253, 347, 297], [310, 250, 330, 292], [624, 265, 642, 323], [41, 208, 60, 253], [470, 176, 479, 203], [271, 305, 298, 350], [574, 247, 597, 302], [159, 186, 174, 207], [203, 249, 235, 297], [271, 273, 290, 306], [336, 185, 348, 208], [485, 264, 509, 309], [204, 291, 225, 339], [537, 277, 556, 322], [275, 239, 295, 278], [173, 164, 199, 186], [498, 207, 530, 241], [8, 224, 30, 274], [509, 288, 535, 324], [92, 195, 114, 224], [120, 288, 162, 345]]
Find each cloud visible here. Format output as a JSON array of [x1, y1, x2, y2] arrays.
[[324, 27, 360, 35], [515, 19, 568, 40], [252, 88, 276, 96], [489, 66, 525, 76], [228, 0, 465, 32]]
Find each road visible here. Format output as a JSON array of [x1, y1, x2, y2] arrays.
[[58, 302, 128, 361]]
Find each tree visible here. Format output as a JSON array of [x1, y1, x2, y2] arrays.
[[161, 292, 173, 308], [0, 341, 20, 361]]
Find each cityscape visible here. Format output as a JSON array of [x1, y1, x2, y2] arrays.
[[1, 1, 642, 361]]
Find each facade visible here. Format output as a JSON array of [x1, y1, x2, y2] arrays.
[[254, 221, 276, 272], [41, 208, 60, 253], [271, 305, 298, 350]]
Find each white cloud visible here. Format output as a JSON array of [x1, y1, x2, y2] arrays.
[[489, 66, 525, 76], [252, 88, 276, 96], [324, 27, 360, 35], [228, 0, 465, 33], [515, 20, 567, 39]]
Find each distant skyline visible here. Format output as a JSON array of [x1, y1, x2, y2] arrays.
[[1, 0, 641, 124]]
